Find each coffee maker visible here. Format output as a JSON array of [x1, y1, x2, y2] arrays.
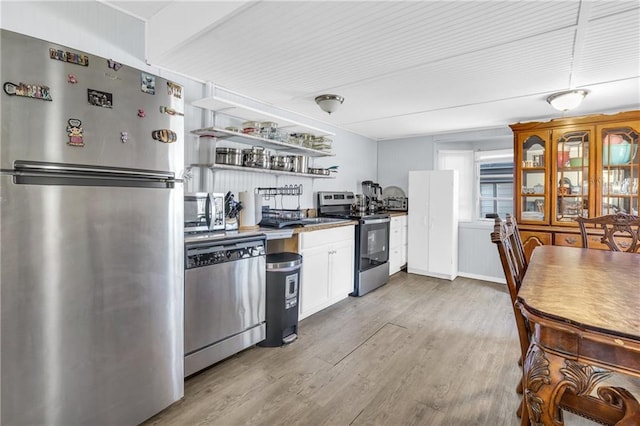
[[361, 180, 383, 213]]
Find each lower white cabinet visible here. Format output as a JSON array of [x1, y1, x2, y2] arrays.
[[298, 225, 355, 320], [389, 214, 408, 275]]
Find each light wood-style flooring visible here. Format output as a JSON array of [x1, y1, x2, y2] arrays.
[[145, 272, 640, 425]]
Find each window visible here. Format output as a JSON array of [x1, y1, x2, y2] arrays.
[[476, 150, 513, 219]]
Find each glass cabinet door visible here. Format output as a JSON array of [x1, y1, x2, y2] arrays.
[[551, 126, 594, 226], [598, 123, 639, 216], [518, 132, 548, 223]]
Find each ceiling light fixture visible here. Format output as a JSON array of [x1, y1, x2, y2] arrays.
[[315, 94, 344, 114], [546, 89, 589, 112]]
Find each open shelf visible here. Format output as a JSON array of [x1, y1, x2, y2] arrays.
[[192, 96, 335, 137], [192, 127, 334, 158], [190, 162, 335, 179]]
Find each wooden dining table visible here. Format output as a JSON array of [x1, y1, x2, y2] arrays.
[[516, 245, 640, 425]]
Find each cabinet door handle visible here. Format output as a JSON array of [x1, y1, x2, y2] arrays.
[[565, 237, 577, 245]]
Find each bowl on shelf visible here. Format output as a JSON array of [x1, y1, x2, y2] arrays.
[[602, 142, 634, 165], [568, 157, 583, 167]]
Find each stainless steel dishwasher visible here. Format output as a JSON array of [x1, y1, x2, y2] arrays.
[[184, 235, 266, 377]]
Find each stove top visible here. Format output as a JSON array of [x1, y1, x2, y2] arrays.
[[320, 211, 389, 221], [317, 191, 389, 222]]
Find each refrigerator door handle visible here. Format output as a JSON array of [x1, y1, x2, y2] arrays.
[[14, 160, 175, 180]]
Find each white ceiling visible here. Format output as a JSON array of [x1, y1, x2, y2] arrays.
[[104, 0, 640, 141]]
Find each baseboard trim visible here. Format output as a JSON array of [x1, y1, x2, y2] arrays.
[[458, 271, 506, 284]]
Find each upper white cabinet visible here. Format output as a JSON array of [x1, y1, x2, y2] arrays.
[[407, 170, 459, 280]]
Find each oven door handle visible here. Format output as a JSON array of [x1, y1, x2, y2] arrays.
[[362, 217, 390, 225]]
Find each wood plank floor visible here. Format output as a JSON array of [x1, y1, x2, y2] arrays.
[[144, 272, 640, 425]]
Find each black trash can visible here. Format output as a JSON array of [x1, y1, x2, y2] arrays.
[[259, 252, 302, 347]]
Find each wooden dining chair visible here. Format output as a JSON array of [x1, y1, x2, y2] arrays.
[[506, 213, 527, 274], [576, 213, 640, 253], [491, 216, 531, 426]]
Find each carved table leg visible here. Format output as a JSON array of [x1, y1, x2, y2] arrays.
[[523, 343, 619, 425], [523, 343, 564, 425]]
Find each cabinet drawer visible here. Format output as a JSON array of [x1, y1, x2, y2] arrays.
[[300, 225, 355, 250], [555, 233, 582, 248], [580, 233, 632, 251], [389, 225, 402, 248], [520, 231, 552, 261]]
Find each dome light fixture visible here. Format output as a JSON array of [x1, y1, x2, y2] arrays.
[[546, 89, 589, 111], [315, 94, 344, 114]]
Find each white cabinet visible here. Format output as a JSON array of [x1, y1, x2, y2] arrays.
[[298, 226, 355, 320], [408, 170, 459, 280], [389, 214, 408, 275]]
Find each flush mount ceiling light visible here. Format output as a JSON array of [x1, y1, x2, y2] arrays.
[[546, 89, 589, 111], [315, 94, 344, 114]]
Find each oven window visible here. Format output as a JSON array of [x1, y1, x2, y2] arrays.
[[359, 221, 389, 270]]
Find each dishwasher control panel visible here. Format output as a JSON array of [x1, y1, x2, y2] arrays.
[[185, 236, 266, 269]]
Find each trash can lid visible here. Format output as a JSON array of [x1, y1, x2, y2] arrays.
[[266, 252, 302, 271]]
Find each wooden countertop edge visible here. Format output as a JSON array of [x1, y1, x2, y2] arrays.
[[290, 220, 358, 234], [387, 211, 408, 217]]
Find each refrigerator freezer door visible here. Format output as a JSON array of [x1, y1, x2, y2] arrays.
[[0, 30, 183, 176], [0, 175, 184, 425]]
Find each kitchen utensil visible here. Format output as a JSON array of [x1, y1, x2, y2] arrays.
[[260, 121, 279, 139], [603, 142, 634, 165], [290, 155, 308, 173], [242, 121, 261, 135], [557, 150, 571, 168], [216, 147, 243, 166], [243, 146, 270, 168], [568, 157, 583, 167], [382, 186, 406, 200], [308, 167, 329, 176], [270, 155, 293, 171]]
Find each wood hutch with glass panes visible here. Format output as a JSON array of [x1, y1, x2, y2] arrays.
[[510, 110, 639, 260]]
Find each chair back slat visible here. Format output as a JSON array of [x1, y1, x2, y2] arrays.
[[577, 213, 640, 253], [490, 216, 530, 360], [506, 213, 528, 275]]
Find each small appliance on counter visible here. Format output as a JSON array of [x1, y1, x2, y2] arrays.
[[361, 180, 383, 213], [184, 192, 225, 233], [382, 186, 408, 211]]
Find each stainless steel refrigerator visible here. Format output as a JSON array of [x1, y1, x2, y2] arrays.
[[0, 30, 184, 425]]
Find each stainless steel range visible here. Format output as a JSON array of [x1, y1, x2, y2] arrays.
[[317, 191, 390, 296]]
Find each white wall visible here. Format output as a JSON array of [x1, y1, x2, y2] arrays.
[[1, 1, 378, 211], [378, 127, 513, 282]]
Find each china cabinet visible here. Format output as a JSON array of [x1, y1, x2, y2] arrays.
[[511, 110, 639, 258]]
